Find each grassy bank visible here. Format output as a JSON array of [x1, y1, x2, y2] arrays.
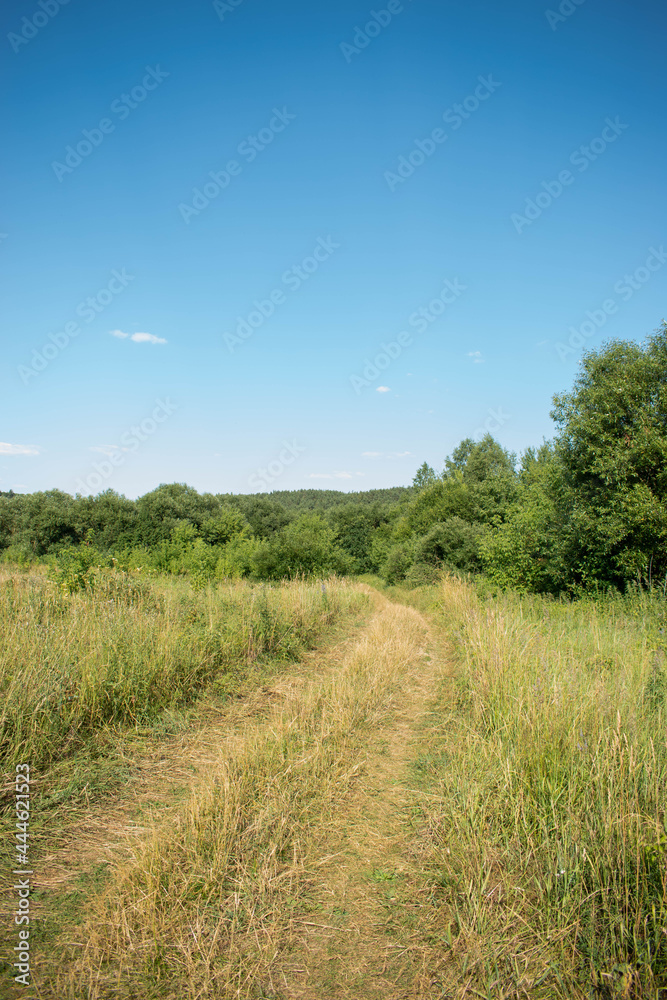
[[0, 566, 366, 769], [402, 576, 667, 998]]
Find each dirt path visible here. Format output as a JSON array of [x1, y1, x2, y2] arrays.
[[5, 587, 453, 999], [276, 603, 448, 999], [29, 606, 373, 897]]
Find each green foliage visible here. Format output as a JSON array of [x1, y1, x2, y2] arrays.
[[215, 536, 260, 580], [480, 323, 667, 594], [230, 486, 413, 512], [417, 517, 486, 573], [412, 461, 438, 489], [445, 434, 516, 481], [16, 489, 81, 554], [549, 323, 667, 589], [407, 436, 519, 535], [76, 490, 137, 550], [251, 513, 352, 580], [402, 561, 441, 587], [50, 543, 103, 594], [229, 496, 292, 539], [0, 543, 34, 567], [327, 502, 391, 573], [479, 447, 567, 593], [134, 483, 222, 547], [200, 506, 248, 545], [380, 542, 415, 585]]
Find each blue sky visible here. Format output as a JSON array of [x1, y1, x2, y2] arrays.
[[1, 0, 665, 497]]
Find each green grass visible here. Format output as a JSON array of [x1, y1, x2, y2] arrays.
[[397, 575, 667, 999], [0, 566, 367, 769]]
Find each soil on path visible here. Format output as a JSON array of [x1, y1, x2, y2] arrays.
[[276, 599, 450, 999]]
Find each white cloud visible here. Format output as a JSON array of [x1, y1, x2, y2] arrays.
[[376, 385, 390, 392], [467, 350, 484, 364], [110, 330, 167, 344], [0, 443, 39, 456], [131, 332, 167, 344]]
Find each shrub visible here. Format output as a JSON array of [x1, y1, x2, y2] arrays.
[[380, 542, 414, 584], [251, 514, 352, 580], [49, 544, 105, 594], [417, 517, 486, 573], [215, 537, 259, 580], [403, 561, 441, 587]]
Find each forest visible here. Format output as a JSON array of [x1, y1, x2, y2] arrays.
[[3, 326, 666, 596]]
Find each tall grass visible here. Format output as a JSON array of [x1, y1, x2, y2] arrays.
[[0, 567, 366, 769], [42, 596, 426, 999], [416, 576, 667, 998]]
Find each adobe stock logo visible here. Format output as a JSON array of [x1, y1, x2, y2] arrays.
[[350, 277, 467, 393], [248, 440, 306, 491], [473, 407, 510, 440], [384, 75, 502, 192], [553, 247, 666, 361], [178, 107, 296, 224], [545, 0, 587, 30], [223, 236, 340, 352], [74, 398, 178, 496], [510, 117, 628, 234], [8, 0, 71, 54], [51, 67, 170, 182], [17, 269, 135, 385], [339, 1, 414, 63], [213, 0, 247, 19]]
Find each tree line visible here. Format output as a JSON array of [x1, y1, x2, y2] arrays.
[[3, 323, 666, 594]]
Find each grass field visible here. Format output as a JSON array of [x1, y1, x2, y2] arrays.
[[1, 566, 666, 998], [0, 566, 366, 769], [390, 575, 667, 998]]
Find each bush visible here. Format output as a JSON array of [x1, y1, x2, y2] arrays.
[[380, 542, 414, 585], [251, 514, 352, 580], [417, 517, 486, 573], [215, 537, 259, 580], [403, 562, 441, 588], [0, 544, 34, 567], [49, 544, 105, 594]]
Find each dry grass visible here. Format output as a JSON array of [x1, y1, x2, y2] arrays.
[[29, 591, 432, 998], [399, 575, 667, 999], [0, 567, 364, 768], [5, 569, 663, 999]]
